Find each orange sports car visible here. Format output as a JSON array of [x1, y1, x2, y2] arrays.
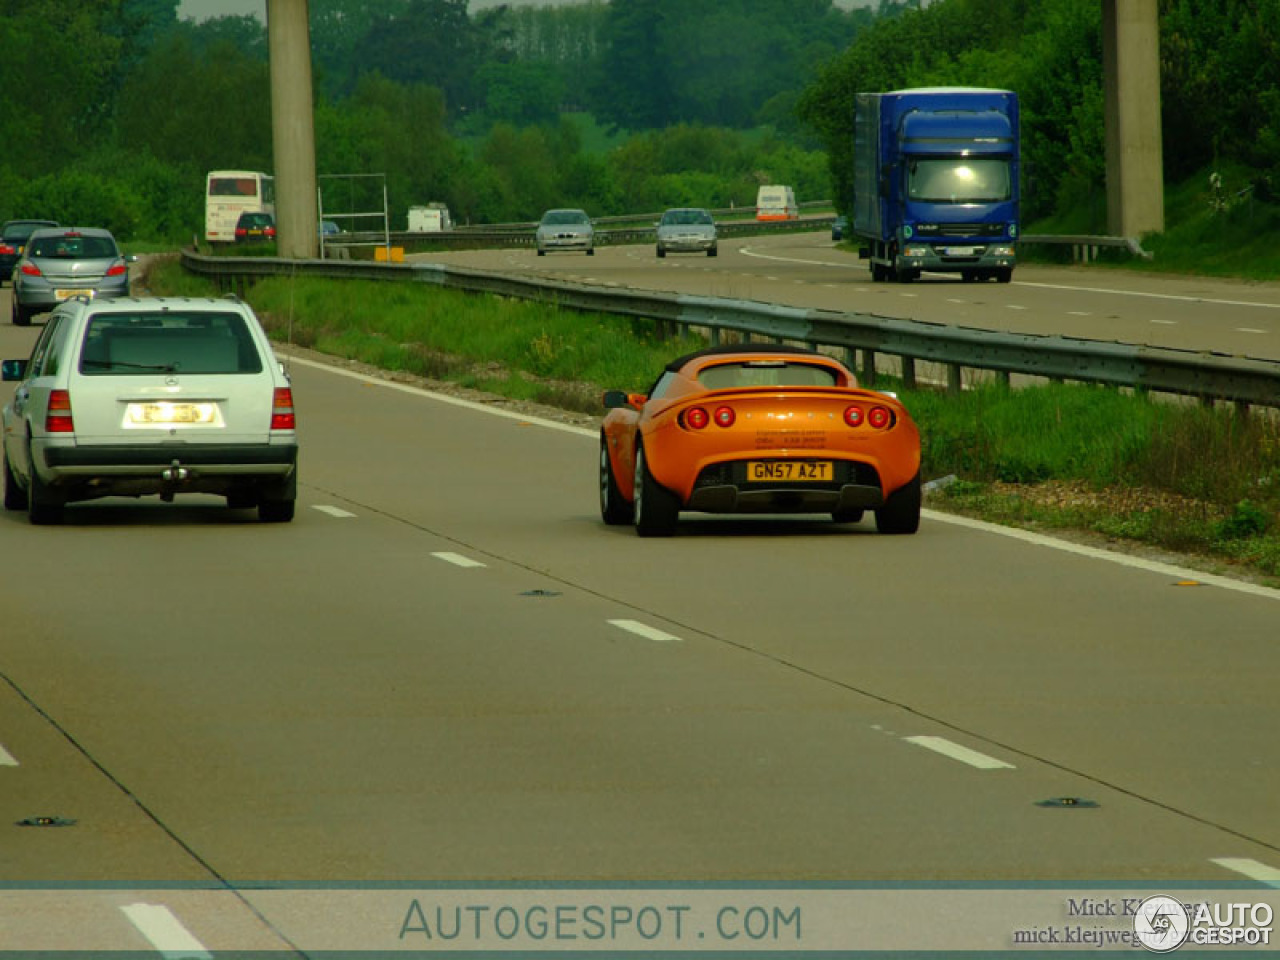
[[599, 344, 922, 536]]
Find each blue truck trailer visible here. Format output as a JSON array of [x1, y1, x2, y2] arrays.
[[854, 87, 1019, 283]]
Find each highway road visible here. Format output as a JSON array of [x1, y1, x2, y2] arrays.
[[1, 261, 1278, 952], [420, 231, 1280, 363]]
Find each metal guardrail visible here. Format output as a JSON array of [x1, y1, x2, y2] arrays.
[[180, 248, 1280, 410], [1021, 233, 1153, 262]]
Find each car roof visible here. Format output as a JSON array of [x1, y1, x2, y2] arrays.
[[72, 295, 248, 312], [664, 343, 831, 374], [3, 219, 58, 230]]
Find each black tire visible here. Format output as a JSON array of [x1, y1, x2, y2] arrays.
[[961, 270, 977, 283], [12, 300, 30, 327], [832, 508, 864, 524], [875, 472, 921, 535], [707, 246, 717, 257], [536, 248, 546, 257], [656, 246, 666, 258], [257, 471, 296, 523], [995, 268, 1013, 283], [25, 441, 62, 525], [3, 448, 24, 511], [586, 247, 595, 256], [599, 437, 633, 525], [633, 443, 678, 537]]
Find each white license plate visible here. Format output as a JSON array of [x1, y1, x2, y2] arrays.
[[126, 402, 216, 425], [945, 246, 976, 256]]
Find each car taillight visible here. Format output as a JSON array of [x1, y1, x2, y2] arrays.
[[843, 405, 863, 427], [20, 263, 41, 277], [266, 227, 276, 238], [46, 390, 74, 433], [0, 244, 13, 255], [235, 228, 246, 239], [714, 405, 735, 427], [868, 406, 892, 429], [685, 406, 709, 430], [270, 387, 295, 431], [106, 263, 127, 277]]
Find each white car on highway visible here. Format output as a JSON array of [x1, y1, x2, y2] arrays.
[[2, 295, 298, 524]]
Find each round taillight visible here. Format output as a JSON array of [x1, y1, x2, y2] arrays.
[[714, 406, 735, 427], [686, 407, 710, 429], [868, 406, 892, 429], [843, 405, 862, 427]]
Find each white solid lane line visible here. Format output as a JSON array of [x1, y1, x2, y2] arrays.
[[120, 903, 212, 959], [432, 552, 487, 569], [904, 736, 1016, 770], [1211, 858, 1280, 886], [607, 619, 684, 644]]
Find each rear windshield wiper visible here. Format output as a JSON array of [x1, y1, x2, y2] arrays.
[[82, 360, 177, 372]]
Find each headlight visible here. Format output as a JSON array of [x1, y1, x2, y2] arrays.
[[990, 245, 1015, 257], [903, 245, 930, 257]]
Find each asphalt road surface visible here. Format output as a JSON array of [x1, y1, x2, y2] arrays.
[[1, 260, 1278, 953]]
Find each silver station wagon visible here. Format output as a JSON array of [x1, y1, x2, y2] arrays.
[[2, 295, 298, 524]]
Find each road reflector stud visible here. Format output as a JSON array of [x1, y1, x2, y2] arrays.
[[1035, 797, 1099, 809], [17, 816, 77, 827], [1174, 580, 1202, 587], [520, 589, 561, 597]]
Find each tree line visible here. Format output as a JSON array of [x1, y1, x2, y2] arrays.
[[0, 0, 1273, 242]]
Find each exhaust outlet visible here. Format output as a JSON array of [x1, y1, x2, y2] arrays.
[[162, 460, 189, 482]]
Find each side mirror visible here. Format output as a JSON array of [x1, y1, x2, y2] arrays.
[[603, 390, 647, 410], [2, 359, 28, 382]]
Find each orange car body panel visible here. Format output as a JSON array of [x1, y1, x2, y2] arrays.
[[602, 351, 920, 510]]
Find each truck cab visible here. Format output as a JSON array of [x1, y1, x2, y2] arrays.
[[855, 88, 1019, 283]]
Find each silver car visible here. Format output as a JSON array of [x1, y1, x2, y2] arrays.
[[10, 226, 131, 326], [2, 295, 299, 524], [535, 209, 595, 256], [656, 208, 718, 258]]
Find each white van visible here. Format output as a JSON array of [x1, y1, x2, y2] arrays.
[[408, 204, 452, 232], [756, 185, 798, 221]]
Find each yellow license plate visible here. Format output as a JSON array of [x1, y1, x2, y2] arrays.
[[127, 402, 215, 425], [54, 288, 91, 300], [748, 461, 833, 482]]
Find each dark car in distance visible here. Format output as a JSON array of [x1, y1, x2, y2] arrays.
[[235, 211, 275, 243], [0, 219, 59, 284]]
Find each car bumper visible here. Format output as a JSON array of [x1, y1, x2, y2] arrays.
[[659, 237, 716, 252], [16, 284, 130, 310], [33, 441, 297, 499]]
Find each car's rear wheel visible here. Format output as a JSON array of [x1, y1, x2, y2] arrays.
[[707, 246, 718, 257], [25, 441, 62, 525], [257, 472, 296, 523], [656, 246, 666, 258], [537, 248, 546, 257], [832, 508, 864, 524], [3, 448, 25, 511], [599, 437, 634, 525], [875, 472, 921, 534], [586, 247, 595, 256], [12, 300, 30, 326], [633, 443, 678, 537]]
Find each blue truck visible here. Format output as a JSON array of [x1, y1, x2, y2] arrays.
[[853, 87, 1019, 283]]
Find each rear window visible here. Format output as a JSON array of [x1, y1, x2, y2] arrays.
[[698, 362, 839, 390], [79, 312, 265, 375], [29, 234, 118, 259]]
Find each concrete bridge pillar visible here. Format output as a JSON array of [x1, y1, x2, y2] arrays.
[[267, 0, 318, 259], [1103, 0, 1164, 238]]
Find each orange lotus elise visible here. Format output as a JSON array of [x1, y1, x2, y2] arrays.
[[600, 345, 923, 536]]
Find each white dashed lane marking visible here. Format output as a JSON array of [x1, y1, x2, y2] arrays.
[[432, 552, 487, 569], [0, 743, 17, 766], [1211, 858, 1280, 886], [607, 619, 684, 644], [904, 736, 1016, 770], [120, 904, 212, 959], [313, 505, 357, 518]]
